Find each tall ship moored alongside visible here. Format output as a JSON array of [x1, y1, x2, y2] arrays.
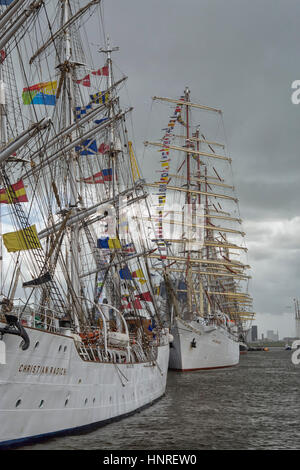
[[0, 0, 170, 447]]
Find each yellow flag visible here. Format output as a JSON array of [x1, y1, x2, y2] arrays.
[[108, 238, 121, 249], [3, 225, 41, 252]]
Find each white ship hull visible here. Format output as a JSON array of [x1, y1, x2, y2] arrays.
[[169, 317, 239, 371], [0, 324, 169, 447]]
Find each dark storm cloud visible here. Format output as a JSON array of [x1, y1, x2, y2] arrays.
[[89, 0, 300, 333]]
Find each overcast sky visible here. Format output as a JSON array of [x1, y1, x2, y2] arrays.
[[94, 0, 300, 339]]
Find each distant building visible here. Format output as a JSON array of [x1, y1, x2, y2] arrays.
[[266, 330, 279, 342], [245, 325, 258, 343], [251, 325, 258, 342]]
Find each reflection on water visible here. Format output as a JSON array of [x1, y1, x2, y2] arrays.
[[19, 349, 300, 450]]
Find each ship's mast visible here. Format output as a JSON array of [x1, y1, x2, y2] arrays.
[[60, 0, 81, 320], [184, 87, 193, 317], [0, 55, 5, 293]]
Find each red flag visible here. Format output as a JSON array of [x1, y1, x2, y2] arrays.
[[98, 143, 110, 154], [80, 168, 112, 184], [135, 291, 153, 302], [0, 50, 6, 64], [92, 66, 109, 76], [121, 298, 143, 310], [76, 74, 91, 87], [0, 180, 28, 204]]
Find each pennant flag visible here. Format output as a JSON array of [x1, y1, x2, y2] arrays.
[[76, 74, 91, 87], [119, 267, 133, 280], [92, 66, 109, 76], [75, 103, 92, 120], [94, 117, 108, 125], [80, 168, 112, 184], [98, 142, 110, 154], [3, 225, 41, 253], [0, 180, 28, 204], [135, 291, 153, 302], [23, 271, 52, 287], [97, 237, 121, 249], [90, 90, 109, 105], [22, 81, 57, 106], [75, 139, 98, 155]]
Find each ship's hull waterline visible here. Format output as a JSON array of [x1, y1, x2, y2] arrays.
[[0, 324, 169, 447], [169, 317, 239, 371]]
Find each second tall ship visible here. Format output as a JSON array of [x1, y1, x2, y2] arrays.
[[145, 88, 255, 371]]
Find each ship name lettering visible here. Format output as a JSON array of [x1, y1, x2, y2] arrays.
[[18, 364, 67, 375]]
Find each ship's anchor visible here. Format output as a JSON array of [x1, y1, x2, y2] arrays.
[[0, 314, 30, 351]]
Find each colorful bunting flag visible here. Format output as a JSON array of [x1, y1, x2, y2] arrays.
[[135, 291, 153, 302], [94, 117, 109, 125], [22, 81, 57, 106], [119, 267, 133, 280], [97, 237, 121, 249], [121, 298, 143, 310], [124, 242, 135, 254], [92, 66, 109, 76], [3, 225, 41, 253], [75, 103, 92, 120], [90, 90, 110, 105], [0, 180, 28, 204], [98, 142, 110, 154], [132, 268, 146, 284], [76, 74, 91, 87], [75, 139, 98, 156], [80, 168, 112, 184]]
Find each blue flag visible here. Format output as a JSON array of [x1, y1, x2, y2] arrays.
[[0, 1, 14, 4], [119, 267, 133, 280], [75, 103, 92, 120], [75, 139, 98, 155]]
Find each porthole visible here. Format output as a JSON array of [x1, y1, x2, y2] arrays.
[[15, 399, 22, 408], [78, 378, 82, 384], [39, 400, 45, 408], [64, 346, 67, 352], [34, 341, 39, 349], [58, 345, 62, 352]]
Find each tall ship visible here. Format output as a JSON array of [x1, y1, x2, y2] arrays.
[[144, 88, 255, 371], [0, 0, 170, 447]]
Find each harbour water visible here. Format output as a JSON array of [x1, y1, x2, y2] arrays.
[[16, 348, 300, 451]]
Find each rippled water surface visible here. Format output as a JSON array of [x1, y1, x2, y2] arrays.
[[18, 348, 300, 450]]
